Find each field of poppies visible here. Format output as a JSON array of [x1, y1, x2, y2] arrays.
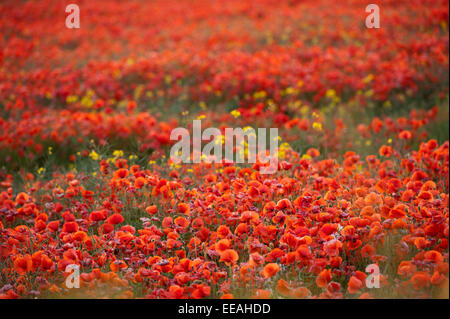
[[0, 0, 449, 299]]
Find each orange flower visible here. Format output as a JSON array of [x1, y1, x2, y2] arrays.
[[262, 263, 280, 278], [217, 225, 231, 238], [215, 239, 231, 254], [248, 186, 261, 201], [89, 209, 107, 222], [398, 261, 417, 277], [177, 203, 190, 215], [249, 252, 265, 268], [371, 117, 383, 133], [424, 250, 444, 263], [417, 191, 433, 201], [73, 231, 88, 242], [145, 205, 158, 215], [14, 254, 32, 275], [219, 249, 239, 265], [414, 237, 429, 249], [399, 130, 412, 140], [316, 269, 332, 288], [134, 177, 147, 188], [389, 204, 407, 219], [291, 287, 310, 299], [110, 260, 127, 272], [410, 272, 430, 290], [47, 220, 60, 232], [276, 279, 291, 297], [62, 221, 79, 233], [379, 145, 393, 157], [430, 271, 446, 286], [306, 148, 320, 157], [113, 168, 129, 179], [107, 213, 124, 225], [347, 276, 363, 294], [361, 244, 376, 258], [100, 223, 114, 234], [174, 216, 189, 228], [40, 254, 54, 271]]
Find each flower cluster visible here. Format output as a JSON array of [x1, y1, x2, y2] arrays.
[[0, 139, 448, 298]]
